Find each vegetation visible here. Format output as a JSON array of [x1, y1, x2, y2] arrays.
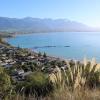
[[0, 66, 12, 99], [1, 40, 100, 99], [1, 57, 100, 100], [0, 37, 2, 43], [43, 52, 47, 58], [16, 72, 53, 97]]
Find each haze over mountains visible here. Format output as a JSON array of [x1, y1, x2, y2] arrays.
[[0, 17, 98, 33]]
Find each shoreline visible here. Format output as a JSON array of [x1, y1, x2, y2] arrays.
[[4, 31, 100, 38], [4, 33, 99, 63]]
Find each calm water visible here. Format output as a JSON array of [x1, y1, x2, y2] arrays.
[[7, 32, 100, 61]]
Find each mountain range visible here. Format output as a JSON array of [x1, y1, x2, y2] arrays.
[[0, 17, 98, 33]]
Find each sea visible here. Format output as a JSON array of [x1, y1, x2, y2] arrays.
[[6, 32, 100, 61]]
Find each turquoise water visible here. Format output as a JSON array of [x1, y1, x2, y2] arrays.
[[7, 32, 100, 61]]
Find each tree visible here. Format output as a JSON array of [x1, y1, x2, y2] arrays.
[[0, 66, 4, 73], [0, 66, 11, 99], [38, 52, 42, 57], [43, 52, 47, 58], [0, 37, 2, 43], [0, 73, 11, 92], [16, 72, 53, 97]]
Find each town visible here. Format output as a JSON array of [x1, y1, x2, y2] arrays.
[[0, 40, 67, 82]]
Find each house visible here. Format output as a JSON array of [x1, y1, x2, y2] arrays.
[[4, 59, 13, 63], [0, 60, 2, 63], [28, 56, 35, 59], [2, 54, 6, 57], [21, 71, 32, 78], [9, 61, 16, 65], [4, 64, 12, 68], [1, 62, 8, 66], [16, 69, 24, 75]]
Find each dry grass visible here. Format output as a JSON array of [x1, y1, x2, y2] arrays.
[[10, 88, 100, 100], [49, 58, 100, 90], [9, 58, 100, 100], [47, 88, 100, 100], [47, 58, 100, 100]]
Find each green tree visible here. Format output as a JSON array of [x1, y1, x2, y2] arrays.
[[0, 66, 4, 73], [0, 66, 11, 99], [43, 52, 47, 58], [38, 52, 42, 57], [16, 72, 53, 97], [0, 37, 2, 43]]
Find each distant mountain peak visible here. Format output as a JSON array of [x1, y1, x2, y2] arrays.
[[0, 17, 97, 33]]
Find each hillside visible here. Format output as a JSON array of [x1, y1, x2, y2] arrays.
[[0, 32, 14, 37], [0, 17, 95, 33]]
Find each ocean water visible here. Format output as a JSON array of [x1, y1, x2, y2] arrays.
[[6, 32, 100, 61]]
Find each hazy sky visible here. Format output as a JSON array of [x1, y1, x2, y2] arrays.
[[0, 0, 100, 27]]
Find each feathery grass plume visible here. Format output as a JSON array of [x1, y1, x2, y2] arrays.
[[89, 58, 96, 72], [74, 62, 83, 89], [83, 57, 87, 66], [63, 58, 100, 89], [49, 66, 62, 84], [95, 63, 100, 72], [55, 66, 62, 83], [49, 66, 64, 89], [83, 57, 88, 70], [66, 61, 73, 83], [49, 58, 100, 92], [49, 73, 57, 84]]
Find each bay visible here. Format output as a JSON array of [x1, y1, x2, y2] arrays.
[[6, 32, 100, 61]]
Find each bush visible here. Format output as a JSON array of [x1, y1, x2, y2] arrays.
[[0, 66, 11, 99], [16, 72, 53, 97]]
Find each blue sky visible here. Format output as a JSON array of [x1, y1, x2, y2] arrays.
[[0, 0, 100, 27]]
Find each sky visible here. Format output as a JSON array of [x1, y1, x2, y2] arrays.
[[0, 0, 100, 27]]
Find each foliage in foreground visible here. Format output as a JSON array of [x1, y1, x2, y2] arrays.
[[1, 58, 100, 100], [16, 72, 53, 97], [49, 58, 100, 90], [0, 66, 11, 99]]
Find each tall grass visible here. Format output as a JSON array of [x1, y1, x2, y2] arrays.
[[8, 58, 100, 100], [49, 58, 100, 90]]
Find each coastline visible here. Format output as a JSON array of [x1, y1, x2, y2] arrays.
[[2, 37, 97, 64], [4, 32, 100, 63]]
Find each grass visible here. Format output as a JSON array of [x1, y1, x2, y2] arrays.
[[47, 88, 100, 100], [8, 88, 100, 100], [48, 58, 100, 100], [51, 58, 100, 89], [5, 58, 100, 100]]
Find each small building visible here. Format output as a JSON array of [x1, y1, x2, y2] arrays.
[[16, 69, 24, 75]]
